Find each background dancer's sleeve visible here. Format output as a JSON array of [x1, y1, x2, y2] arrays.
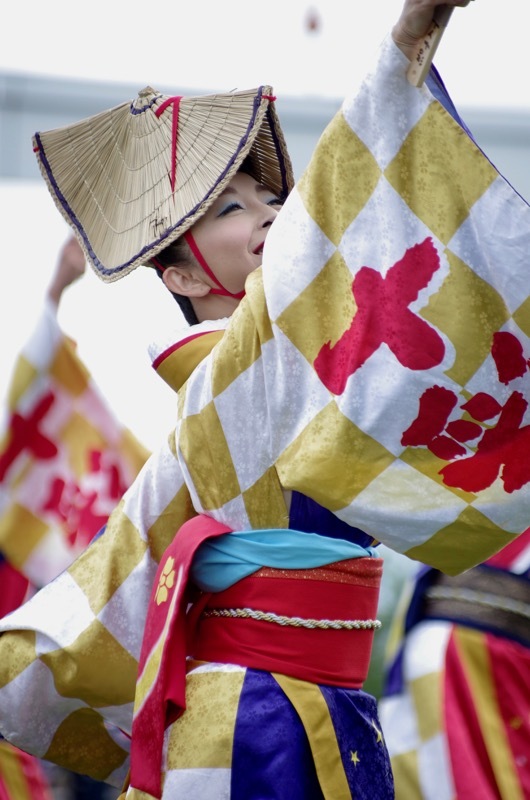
[[0, 298, 150, 586], [0, 437, 195, 786], [0, 274, 156, 785]]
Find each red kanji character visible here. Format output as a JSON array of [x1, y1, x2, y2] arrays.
[[0, 391, 58, 481], [401, 385, 472, 460], [441, 391, 530, 493], [41, 476, 107, 547], [402, 331, 530, 493], [314, 238, 445, 394]]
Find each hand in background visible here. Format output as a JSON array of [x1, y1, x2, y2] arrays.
[[47, 235, 86, 307]]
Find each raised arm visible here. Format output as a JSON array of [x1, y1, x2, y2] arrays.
[[46, 235, 86, 308], [392, 0, 472, 61]]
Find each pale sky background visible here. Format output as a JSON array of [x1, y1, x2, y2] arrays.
[[1, 0, 529, 453], [1, 0, 527, 110]]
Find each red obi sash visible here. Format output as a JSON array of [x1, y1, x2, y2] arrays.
[[129, 514, 383, 798], [188, 559, 383, 687], [130, 515, 231, 798]]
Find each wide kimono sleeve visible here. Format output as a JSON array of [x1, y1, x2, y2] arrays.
[[0, 435, 195, 786], [0, 299, 150, 586], [176, 35, 530, 576]]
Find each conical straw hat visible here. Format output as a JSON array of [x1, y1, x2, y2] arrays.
[[33, 85, 294, 282]]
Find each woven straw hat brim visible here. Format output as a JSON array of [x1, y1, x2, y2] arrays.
[[33, 85, 294, 283]]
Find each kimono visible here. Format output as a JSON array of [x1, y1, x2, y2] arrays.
[[1, 31, 530, 800], [379, 530, 530, 799], [0, 299, 149, 588], [0, 300, 149, 798]]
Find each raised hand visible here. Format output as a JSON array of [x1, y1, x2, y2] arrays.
[[47, 235, 86, 307]]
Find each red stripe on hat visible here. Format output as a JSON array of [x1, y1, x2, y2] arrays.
[[155, 96, 182, 193]]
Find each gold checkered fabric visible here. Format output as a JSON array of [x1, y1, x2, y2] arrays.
[[0, 301, 149, 588], [1, 35, 530, 787]]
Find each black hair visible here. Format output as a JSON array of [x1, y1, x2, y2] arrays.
[[151, 241, 199, 326]]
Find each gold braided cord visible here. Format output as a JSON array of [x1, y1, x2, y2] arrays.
[[426, 586, 530, 620], [202, 607, 382, 630]]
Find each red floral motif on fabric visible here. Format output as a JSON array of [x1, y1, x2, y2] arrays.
[[314, 238, 445, 394]]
